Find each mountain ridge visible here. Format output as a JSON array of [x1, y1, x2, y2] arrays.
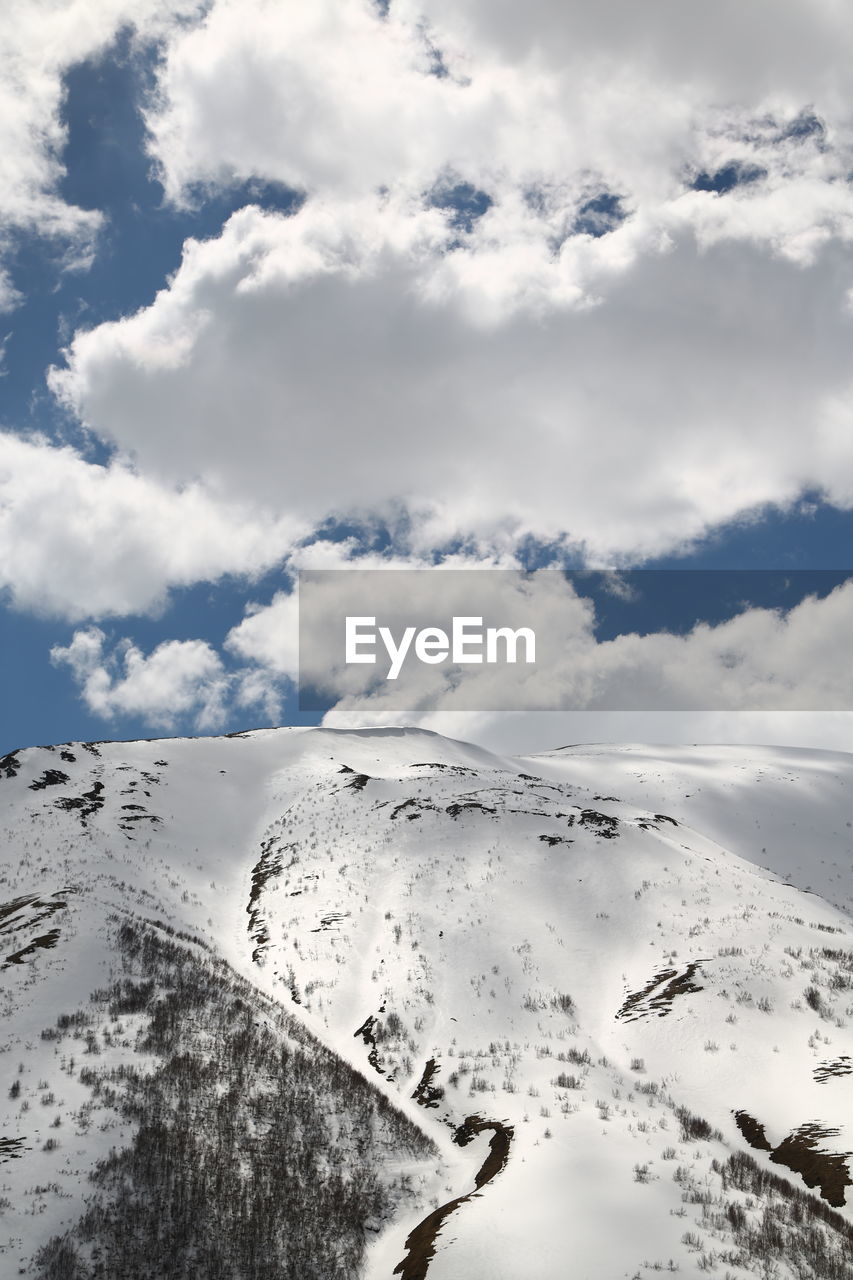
[[2, 728, 853, 1278]]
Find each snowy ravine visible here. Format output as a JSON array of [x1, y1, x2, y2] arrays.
[[2, 726, 853, 1279]]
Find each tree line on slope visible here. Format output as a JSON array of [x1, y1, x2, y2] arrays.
[[34, 918, 436, 1280]]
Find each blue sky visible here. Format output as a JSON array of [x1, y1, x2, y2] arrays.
[[2, 4, 853, 755]]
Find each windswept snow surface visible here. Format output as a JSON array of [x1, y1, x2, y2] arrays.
[[2, 727, 853, 1278]]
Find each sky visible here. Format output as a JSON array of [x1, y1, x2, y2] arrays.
[[2, 0, 853, 757]]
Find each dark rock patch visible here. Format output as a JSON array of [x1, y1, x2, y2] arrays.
[[734, 1111, 852, 1208], [815, 1057, 853, 1084], [54, 780, 105, 823], [578, 809, 620, 838], [617, 960, 708, 1021], [394, 1116, 513, 1280], [0, 750, 21, 779], [445, 801, 497, 819], [2, 927, 62, 970], [29, 769, 70, 791], [412, 1058, 444, 1109], [734, 1110, 772, 1151]]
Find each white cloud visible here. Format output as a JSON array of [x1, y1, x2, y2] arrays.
[[226, 592, 299, 679], [311, 576, 853, 715], [51, 626, 228, 728], [47, 566, 853, 744], [6, 0, 853, 713], [410, 0, 853, 104], [147, 3, 853, 184], [0, 432, 305, 619], [51, 626, 282, 730], [0, 0, 203, 300], [49, 200, 853, 562], [144, 0, 853, 268], [226, 566, 853, 718]]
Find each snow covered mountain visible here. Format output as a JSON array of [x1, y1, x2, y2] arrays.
[[2, 727, 853, 1279]]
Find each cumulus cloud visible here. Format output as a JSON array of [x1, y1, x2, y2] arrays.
[[146, 0, 853, 259], [48, 566, 853, 741], [228, 568, 853, 715], [15, 0, 853, 589], [51, 626, 282, 729], [0, 432, 305, 618], [51, 627, 229, 728], [6, 0, 853, 763], [0, 0, 203, 299], [49, 200, 853, 561], [411, 0, 853, 104]]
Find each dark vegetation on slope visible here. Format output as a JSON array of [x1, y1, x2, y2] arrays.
[[675, 1105, 723, 1144], [711, 1150, 853, 1278], [35, 919, 436, 1280], [647, 1106, 853, 1277]]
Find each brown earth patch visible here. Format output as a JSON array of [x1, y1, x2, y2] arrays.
[[393, 1115, 514, 1280]]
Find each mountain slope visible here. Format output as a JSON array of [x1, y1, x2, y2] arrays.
[[2, 728, 853, 1279]]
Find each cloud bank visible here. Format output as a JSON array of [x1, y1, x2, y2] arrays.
[[3, 0, 853, 746]]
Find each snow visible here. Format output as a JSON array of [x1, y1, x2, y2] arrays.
[[2, 727, 853, 1277]]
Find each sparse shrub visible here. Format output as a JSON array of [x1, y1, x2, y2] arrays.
[[675, 1106, 722, 1143], [805, 985, 826, 1014], [565, 1046, 590, 1066], [553, 1072, 581, 1090]]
